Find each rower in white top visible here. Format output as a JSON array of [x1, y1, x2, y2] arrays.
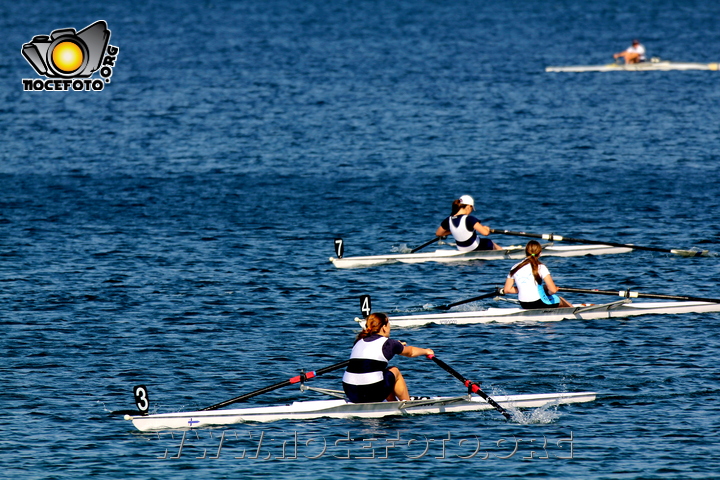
[[614, 39, 646, 64], [503, 240, 572, 308]]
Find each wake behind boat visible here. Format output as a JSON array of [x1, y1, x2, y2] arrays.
[[330, 243, 631, 269], [126, 391, 596, 431], [546, 59, 718, 73]]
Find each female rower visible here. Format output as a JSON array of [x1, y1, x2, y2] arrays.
[[342, 313, 434, 403], [502, 240, 572, 309], [435, 195, 502, 252]]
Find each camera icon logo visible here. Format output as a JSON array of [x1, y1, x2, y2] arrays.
[[22, 20, 110, 78]]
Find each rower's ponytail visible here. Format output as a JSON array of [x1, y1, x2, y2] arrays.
[[509, 240, 544, 284], [451, 198, 472, 215], [451, 199, 463, 215], [356, 313, 389, 343]]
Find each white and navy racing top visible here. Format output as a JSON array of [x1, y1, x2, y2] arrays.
[[342, 334, 405, 386], [440, 215, 481, 252]]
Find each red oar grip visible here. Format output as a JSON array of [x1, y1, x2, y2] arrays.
[[288, 371, 317, 384]]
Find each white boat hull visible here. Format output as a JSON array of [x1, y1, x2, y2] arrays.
[[126, 391, 596, 431], [546, 61, 718, 72], [330, 244, 631, 269], [359, 301, 720, 328]]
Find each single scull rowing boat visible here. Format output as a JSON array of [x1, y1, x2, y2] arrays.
[[125, 390, 596, 431], [330, 244, 631, 269], [356, 299, 720, 328], [546, 60, 718, 73], [121, 356, 596, 431]]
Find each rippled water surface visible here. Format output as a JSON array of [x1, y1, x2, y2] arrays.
[[2, 0, 720, 478]]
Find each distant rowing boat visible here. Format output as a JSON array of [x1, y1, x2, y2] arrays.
[[330, 244, 631, 269], [546, 60, 718, 73], [356, 299, 720, 328], [125, 391, 596, 431]]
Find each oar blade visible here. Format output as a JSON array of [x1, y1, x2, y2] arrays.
[[670, 249, 710, 257]]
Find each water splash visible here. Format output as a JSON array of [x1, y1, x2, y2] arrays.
[[389, 303, 436, 313], [488, 387, 562, 425], [508, 401, 561, 425], [97, 400, 110, 412], [453, 303, 487, 313]]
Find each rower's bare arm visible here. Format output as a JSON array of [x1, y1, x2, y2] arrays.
[[473, 222, 491, 236], [435, 226, 450, 237], [543, 275, 559, 295], [401, 346, 434, 358], [503, 277, 517, 294]]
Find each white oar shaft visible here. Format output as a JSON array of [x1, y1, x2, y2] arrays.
[[559, 287, 720, 304], [490, 229, 707, 257]]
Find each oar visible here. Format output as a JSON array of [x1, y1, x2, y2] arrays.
[[410, 236, 441, 253], [434, 288, 502, 311], [489, 228, 708, 257], [201, 360, 350, 411], [558, 287, 720, 304], [427, 355, 512, 420]]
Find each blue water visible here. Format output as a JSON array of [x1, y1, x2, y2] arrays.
[[2, 0, 720, 478]]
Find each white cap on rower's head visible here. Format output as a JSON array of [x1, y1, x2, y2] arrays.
[[459, 195, 475, 207]]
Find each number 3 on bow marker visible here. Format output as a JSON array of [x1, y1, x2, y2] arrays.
[[134, 385, 149, 414]]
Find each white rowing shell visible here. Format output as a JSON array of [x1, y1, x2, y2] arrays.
[[330, 244, 631, 269], [357, 300, 720, 328], [127, 391, 597, 431], [546, 61, 719, 72]]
